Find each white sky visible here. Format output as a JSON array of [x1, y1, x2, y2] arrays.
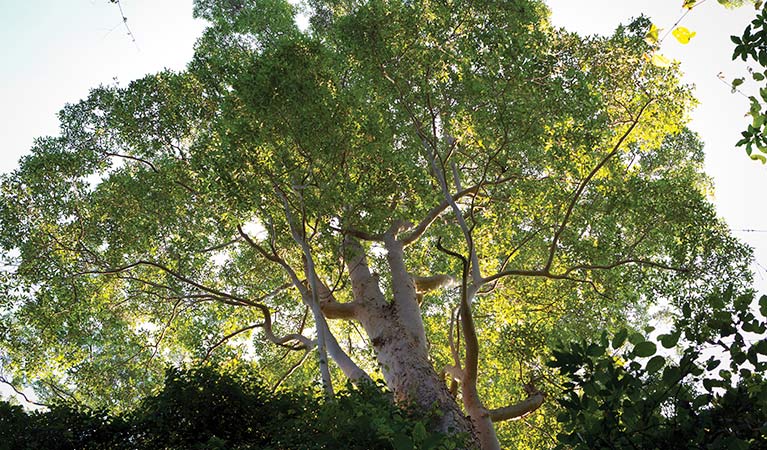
[[0, 0, 765, 404]]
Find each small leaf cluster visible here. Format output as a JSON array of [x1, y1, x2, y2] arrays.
[[550, 291, 767, 450], [732, 3, 767, 162], [0, 366, 465, 450]]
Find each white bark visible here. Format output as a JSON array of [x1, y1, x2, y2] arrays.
[[384, 234, 428, 349]]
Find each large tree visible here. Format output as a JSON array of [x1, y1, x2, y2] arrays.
[[0, 0, 750, 448]]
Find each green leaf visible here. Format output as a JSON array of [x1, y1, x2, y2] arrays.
[[683, 0, 698, 8], [692, 393, 712, 408], [646, 355, 666, 373], [586, 343, 604, 357], [754, 339, 767, 355], [391, 433, 413, 450], [662, 365, 682, 384], [702, 378, 723, 392], [628, 332, 645, 345], [633, 341, 657, 358], [659, 330, 680, 348], [723, 437, 750, 450], [672, 26, 697, 44], [645, 23, 661, 45], [760, 295, 767, 317], [612, 328, 628, 349], [412, 422, 428, 443], [752, 114, 765, 129], [750, 153, 767, 163]]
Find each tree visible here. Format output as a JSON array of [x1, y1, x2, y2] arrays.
[[0, 1, 751, 448]]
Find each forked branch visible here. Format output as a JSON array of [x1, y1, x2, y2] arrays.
[[544, 98, 655, 272]]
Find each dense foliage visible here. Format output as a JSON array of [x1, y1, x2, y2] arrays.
[[0, 366, 464, 450]]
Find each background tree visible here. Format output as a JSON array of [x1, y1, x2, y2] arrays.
[[0, 0, 751, 447]]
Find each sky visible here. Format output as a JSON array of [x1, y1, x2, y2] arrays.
[[0, 0, 765, 404]]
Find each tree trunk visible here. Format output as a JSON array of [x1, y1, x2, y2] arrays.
[[338, 234, 480, 447], [358, 300, 479, 446]]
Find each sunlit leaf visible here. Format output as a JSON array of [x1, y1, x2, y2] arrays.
[[650, 53, 673, 67], [645, 23, 661, 45], [672, 26, 696, 44]]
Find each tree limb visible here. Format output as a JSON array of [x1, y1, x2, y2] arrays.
[[204, 322, 265, 361], [489, 391, 545, 422], [562, 258, 687, 276], [0, 376, 48, 408], [272, 350, 311, 392], [343, 235, 386, 307], [81, 261, 312, 351], [544, 98, 655, 272], [413, 274, 459, 295], [400, 184, 480, 246], [384, 231, 427, 348], [436, 238, 479, 387]]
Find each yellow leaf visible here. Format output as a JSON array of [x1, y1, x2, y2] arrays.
[[650, 53, 672, 68], [672, 26, 696, 44], [645, 23, 661, 45], [682, 0, 697, 9]]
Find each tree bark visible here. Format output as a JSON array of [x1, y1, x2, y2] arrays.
[[360, 301, 477, 441], [339, 234, 480, 447]]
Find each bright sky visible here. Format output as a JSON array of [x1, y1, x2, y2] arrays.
[[0, 0, 765, 404]]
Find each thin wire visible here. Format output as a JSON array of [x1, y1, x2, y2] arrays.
[[657, 0, 710, 43], [113, 0, 139, 50]]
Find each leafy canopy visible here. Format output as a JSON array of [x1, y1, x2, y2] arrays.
[[0, 5, 751, 445]]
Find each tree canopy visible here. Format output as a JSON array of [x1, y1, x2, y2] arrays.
[[0, 0, 754, 448]]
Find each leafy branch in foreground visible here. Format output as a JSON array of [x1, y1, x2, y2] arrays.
[[551, 291, 767, 449]]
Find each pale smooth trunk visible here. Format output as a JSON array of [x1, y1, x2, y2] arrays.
[[358, 302, 478, 443]]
